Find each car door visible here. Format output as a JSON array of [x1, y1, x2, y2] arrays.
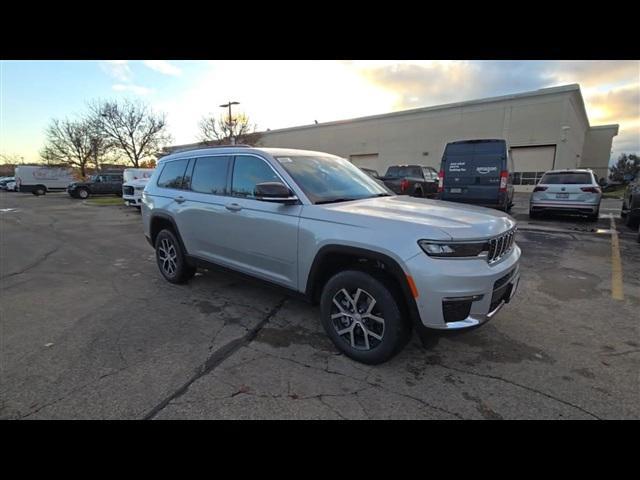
[[422, 167, 439, 197], [94, 175, 108, 194], [217, 154, 302, 289], [176, 155, 234, 262]]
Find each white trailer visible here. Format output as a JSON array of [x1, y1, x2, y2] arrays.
[[15, 166, 77, 195]]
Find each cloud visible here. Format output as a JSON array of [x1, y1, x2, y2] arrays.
[[584, 85, 640, 124], [112, 84, 153, 96], [143, 60, 182, 76], [353, 60, 640, 159], [100, 60, 132, 82]]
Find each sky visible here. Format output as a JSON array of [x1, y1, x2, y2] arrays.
[[1, 60, 638, 165]]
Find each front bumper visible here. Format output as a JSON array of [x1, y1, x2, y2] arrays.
[[405, 245, 521, 330], [123, 194, 142, 206]]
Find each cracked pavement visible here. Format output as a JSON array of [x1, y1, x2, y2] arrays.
[[1, 191, 638, 419]]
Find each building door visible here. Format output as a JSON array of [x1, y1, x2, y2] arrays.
[[349, 154, 382, 176], [510, 145, 556, 192]]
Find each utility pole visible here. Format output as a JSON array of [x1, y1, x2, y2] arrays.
[[219, 101, 240, 145]]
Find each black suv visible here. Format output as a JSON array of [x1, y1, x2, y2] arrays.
[[68, 173, 123, 199]]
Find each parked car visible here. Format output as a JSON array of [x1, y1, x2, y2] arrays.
[[621, 174, 640, 229], [0, 177, 15, 190], [122, 168, 154, 208], [14, 166, 76, 195], [438, 139, 514, 211], [141, 146, 521, 364], [530, 169, 602, 221], [68, 172, 123, 199], [5, 180, 16, 192], [381, 165, 439, 198]]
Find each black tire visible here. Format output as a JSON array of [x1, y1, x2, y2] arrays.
[[414, 188, 424, 198], [625, 207, 640, 229], [33, 186, 46, 196], [319, 269, 409, 365], [77, 188, 90, 199], [154, 229, 196, 284], [529, 209, 539, 219]]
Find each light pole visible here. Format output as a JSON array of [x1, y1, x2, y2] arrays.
[[219, 101, 240, 145]]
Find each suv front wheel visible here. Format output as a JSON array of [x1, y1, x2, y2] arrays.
[[155, 229, 196, 284], [320, 270, 409, 364]]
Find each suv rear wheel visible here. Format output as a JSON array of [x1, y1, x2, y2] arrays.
[[77, 188, 89, 199], [320, 270, 409, 364], [155, 229, 196, 284]]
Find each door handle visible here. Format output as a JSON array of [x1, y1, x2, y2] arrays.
[[225, 203, 242, 212], [174, 196, 186, 204]]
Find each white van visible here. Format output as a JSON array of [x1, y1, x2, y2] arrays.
[[122, 168, 154, 207], [15, 166, 77, 195]]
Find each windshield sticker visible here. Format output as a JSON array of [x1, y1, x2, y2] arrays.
[[277, 157, 292, 163]]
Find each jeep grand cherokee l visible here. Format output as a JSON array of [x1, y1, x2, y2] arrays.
[[141, 147, 521, 364]]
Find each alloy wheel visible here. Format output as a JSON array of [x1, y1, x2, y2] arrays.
[[157, 238, 178, 277], [330, 287, 385, 351]]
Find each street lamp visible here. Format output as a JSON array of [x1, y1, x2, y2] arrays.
[[220, 101, 240, 145]]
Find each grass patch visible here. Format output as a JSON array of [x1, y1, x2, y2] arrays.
[[85, 196, 123, 206], [602, 185, 626, 200]]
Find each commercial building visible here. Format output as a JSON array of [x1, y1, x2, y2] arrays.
[[163, 84, 619, 192]]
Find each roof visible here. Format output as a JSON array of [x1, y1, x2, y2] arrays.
[[158, 146, 338, 163], [259, 84, 584, 135]]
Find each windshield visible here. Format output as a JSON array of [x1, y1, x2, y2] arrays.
[[275, 155, 390, 204], [540, 172, 592, 184]]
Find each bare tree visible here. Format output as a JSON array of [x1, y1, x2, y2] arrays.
[[41, 119, 111, 177], [198, 112, 262, 145], [90, 99, 172, 167]]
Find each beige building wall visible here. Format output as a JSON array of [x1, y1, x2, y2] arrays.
[[257, 85, 619, 191], [163, 85, 618, 188], [581, 125, 619, 180]]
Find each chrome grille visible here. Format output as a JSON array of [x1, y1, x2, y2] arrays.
[[487, 228, 516, 264]]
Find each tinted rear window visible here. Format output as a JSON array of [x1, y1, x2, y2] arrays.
[[191, 156, 230, 195], [157, 159, 189, 189], [445, 140, 506, 155], [385, 166, 422, 178], [540, 172, 592, 184]]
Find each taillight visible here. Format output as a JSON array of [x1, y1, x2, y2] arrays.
[[533, 186, 547, 192], [437, 170, 444, 193], [499, 171, 508, 192], [581, 187, 601, 194], [400, 179, 409, 192]]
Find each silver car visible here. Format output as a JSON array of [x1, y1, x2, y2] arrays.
[[529, 169, 602, 221], [141, 147, 521, 364]]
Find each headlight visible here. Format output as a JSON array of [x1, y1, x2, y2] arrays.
[[418, 240, 488, 258]]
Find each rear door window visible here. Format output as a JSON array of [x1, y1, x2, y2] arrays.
[[157, 159, 189, 189], [540, 172, 592, 184], [191, 156, 231, 195]]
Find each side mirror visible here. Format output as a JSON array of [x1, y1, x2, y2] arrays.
[[254, 182, 298, 204]]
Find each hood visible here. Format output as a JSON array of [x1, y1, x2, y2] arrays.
[[308, 195, 516, 241], [123, 178, 150, 188]]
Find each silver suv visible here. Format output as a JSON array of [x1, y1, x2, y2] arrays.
[[141, 147, 521, 364]]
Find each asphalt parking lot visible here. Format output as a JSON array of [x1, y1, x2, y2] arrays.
[[1, 191, 638, 419]]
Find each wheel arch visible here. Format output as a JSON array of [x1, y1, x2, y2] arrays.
[[149, 213, 189, 256], [305, 245, 421, 327]]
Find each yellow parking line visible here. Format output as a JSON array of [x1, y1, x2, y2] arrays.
[[609, 215, 624, 300]]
